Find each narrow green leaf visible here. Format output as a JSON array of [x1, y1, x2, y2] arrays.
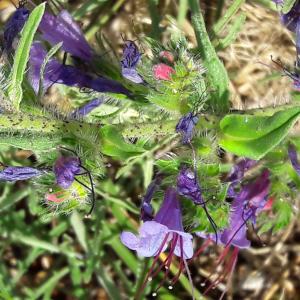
[[70, 211, 88, 252], [38, 42, 63, 100], [212, 0, 245, 35], [7, 3, 46, 110], [216, 13, 246, 50]]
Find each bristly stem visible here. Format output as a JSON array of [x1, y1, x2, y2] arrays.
[[148, 0, 161, 40], [188, 0, 230, 113]]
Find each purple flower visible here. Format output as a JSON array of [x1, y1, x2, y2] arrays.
[[54, 156, 81, 189], [120, 41, 143, 83], [29, 42, 129, 95], [70, 98, 103, 118], [220, 170, 270, 248], [177, 167, 204, 205], [226, 159, 256, 197], [121, 187, 193, 258], [288, 143, 300, 175], [0, 166, 42, 181], [140, 175, 162, 222], [3, 7, 29, 52], [39, 10, 93, 61], [176, 112, 199, 144]]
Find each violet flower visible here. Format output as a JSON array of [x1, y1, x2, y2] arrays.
[[121, 187, 193, 258], [288, 143, 300, 175], [29, 42, 129, 95], [177, 167, 204, 205], [220, 170, 270, 248], [140, 175, 162, 222], [53, 156, 81, 189], [0, 166, 42, 181], [70, 98, 104, 118], [121, 187, 195, 296], [195, 171, 269, 297], [120, 41, 143, 83], [175, 112, 199, 144], [39, 10, 93, 61], [3, 7, 29, 52], [226, 159, 256, 197]]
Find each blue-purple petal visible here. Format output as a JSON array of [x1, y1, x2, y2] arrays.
[[0, 166, 42, 181], [3, 7, 29, 52], [39, 10, 93, 61]]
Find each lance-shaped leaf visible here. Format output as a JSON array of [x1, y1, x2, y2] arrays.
[[219, 107, 300, 159], [7, 3, 45, 110]]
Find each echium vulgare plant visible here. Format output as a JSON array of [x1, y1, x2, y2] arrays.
[[0, 0, 300, 298]]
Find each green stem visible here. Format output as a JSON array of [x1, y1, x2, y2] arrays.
[[177, 0, 189, 27], [148, 0, 161, 40], [121, 115, 219, 138], [188, 0, 230, 113]]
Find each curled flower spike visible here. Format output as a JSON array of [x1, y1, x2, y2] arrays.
[[29, 42, 130, 96], [153, 63, 175, 81], [53, 149, 96, 216], [0, 166, 42, 181], [288, 143, 300, 175], [3, 6, 29, 52], [177, 166, 218, 244], [39, 10, 93, 61], [175, 112, 199, 144], [70, 98, 104, 118], [177, 167, 204, 205], [54, 156, 81, 189], [121, 188, 194, 296], [120, 40, 143, 83], [159, 51, 175, 64]]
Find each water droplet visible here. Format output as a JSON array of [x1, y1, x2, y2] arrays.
[[152, 292, 157, 297], [148, 277, 152, 282], [200, 282, 206, 287], [168, 285, 173, 290]]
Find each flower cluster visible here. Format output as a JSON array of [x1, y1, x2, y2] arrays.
[[1, 2, 298, 299]]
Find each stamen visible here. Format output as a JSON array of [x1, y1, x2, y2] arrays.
[[192, 239, 212, 260], [137, 233, 170, 298]]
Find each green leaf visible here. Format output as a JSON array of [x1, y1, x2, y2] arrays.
[[212, 0, 245, 35], [38, 42, 63, 100], [216, 13, 246, 50], [282, 0, 297, 13], [70, 212, 88, 252], [219, 107, 300, 159], [7, 3, 46, 110], [100, 125, 144, 159]]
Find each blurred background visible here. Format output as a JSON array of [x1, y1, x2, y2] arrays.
[[0, 0, 300, 299]]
